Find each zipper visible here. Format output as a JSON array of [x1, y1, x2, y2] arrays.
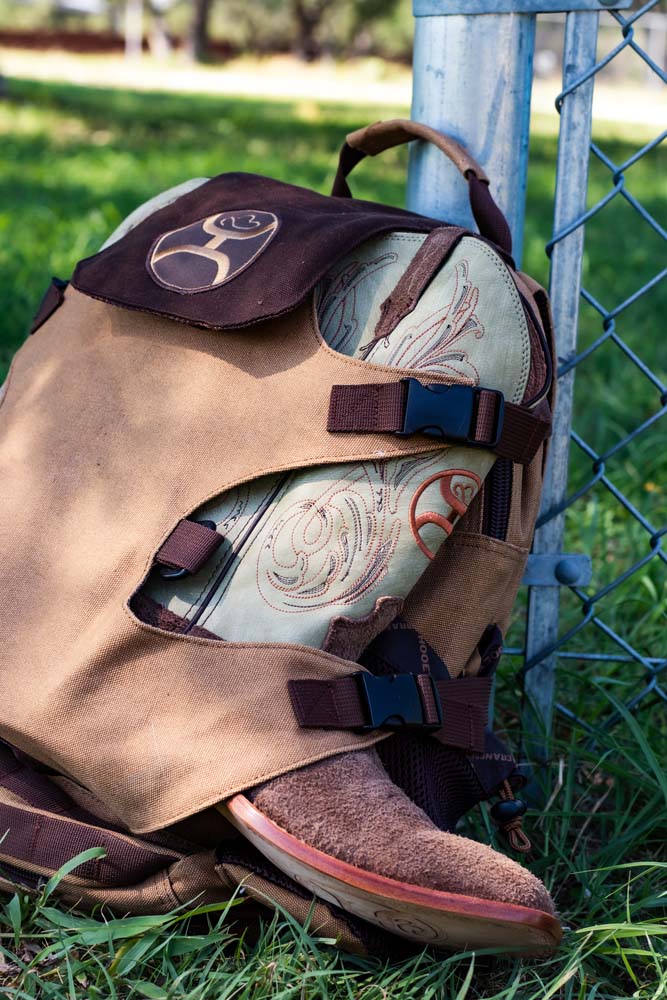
[[482, 457, 513, 541], [184, 471, 292, 634], [516, 289, 553, 408]]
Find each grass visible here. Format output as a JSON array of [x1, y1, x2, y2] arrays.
[[1, 710, 666, 999], [0, 77, 666, 998]]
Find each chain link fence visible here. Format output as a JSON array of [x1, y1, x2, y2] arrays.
[[521, 1, 667, 745]]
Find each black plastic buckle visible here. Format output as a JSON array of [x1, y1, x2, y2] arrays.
[[352, 672, 442, 732], [397, 378, 504, 448]]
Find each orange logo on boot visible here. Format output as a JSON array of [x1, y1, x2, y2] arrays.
[[147, 210, 279, 293], [409, 468, 481, 560]]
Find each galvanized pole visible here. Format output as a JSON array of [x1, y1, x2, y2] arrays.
[[408, 11, 537, 263], [407, 0, 631, 256], [522, 13, 601, 768]]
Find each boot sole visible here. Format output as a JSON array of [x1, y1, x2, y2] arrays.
[[219, 794, 562, 953]]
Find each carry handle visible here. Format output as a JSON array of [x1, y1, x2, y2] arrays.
[[331, 118, 512, 256]]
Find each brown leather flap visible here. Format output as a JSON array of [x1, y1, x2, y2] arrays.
[[72, 172, 442, 332]]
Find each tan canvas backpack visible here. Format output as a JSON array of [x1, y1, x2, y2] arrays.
[[0, 120, 559, 954]]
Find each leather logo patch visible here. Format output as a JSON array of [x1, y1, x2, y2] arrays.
[[147, 210, 279, 293]]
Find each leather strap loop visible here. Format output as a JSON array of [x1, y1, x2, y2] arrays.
[[346, 119, 488, 182], [366, 226, 469, 350], [155, 519, 223, 575], [468, 173, 513, 259], [331, 118, 512, 255]]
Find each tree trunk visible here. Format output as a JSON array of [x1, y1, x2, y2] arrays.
[[290, 0, 331, 62], [148, 4, 172, 60], [124, 0, 144, 60], [187, 0, 214, 63]]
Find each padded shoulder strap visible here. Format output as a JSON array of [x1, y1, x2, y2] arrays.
[[0, 744, 180, 885]]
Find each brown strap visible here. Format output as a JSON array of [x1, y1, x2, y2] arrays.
[[0, 743, 72, 814], [365, 226, 468, 350], [495, 398, 552, 465], [327, 381, 551, 465], [331, 118, 512, 255], [346, 119, 488, 182], [328, 382, 407, 435], [0, 801, 180, 884], [431, 677, 491, 754], [288, 673, 491, 753], [468, 174, 513, 260], [155, 519, 223, 574], [289, 676, 367, 729]]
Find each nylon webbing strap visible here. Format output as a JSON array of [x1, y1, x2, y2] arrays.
[[155, 518, 223, 574], [0, 742, 182, 884], [0, 745, 71, 814], [288, 673, 492, 753], [431, 680, 490, 752], [0, 801, 180, 884], [327, 381, 550, 465], [329, 381, 407, 434]]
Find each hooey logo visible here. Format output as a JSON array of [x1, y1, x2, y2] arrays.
[[147, 210, 279, 293]]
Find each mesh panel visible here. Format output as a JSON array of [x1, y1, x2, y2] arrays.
[[362, 621, 516, 829], [376, 736, 485, 832]]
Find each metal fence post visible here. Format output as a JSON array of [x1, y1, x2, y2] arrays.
[[407, 11, 537, 262], [522, 14, 600, 768]]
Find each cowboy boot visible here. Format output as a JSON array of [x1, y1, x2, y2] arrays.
[[221, 748, 558, 952]]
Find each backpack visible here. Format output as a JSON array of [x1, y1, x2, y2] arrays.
[[0, 119, 556, 954]]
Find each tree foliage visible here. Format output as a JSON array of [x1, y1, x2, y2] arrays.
[[209, 0, 408, 61], [0, 0, 413, 62]]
